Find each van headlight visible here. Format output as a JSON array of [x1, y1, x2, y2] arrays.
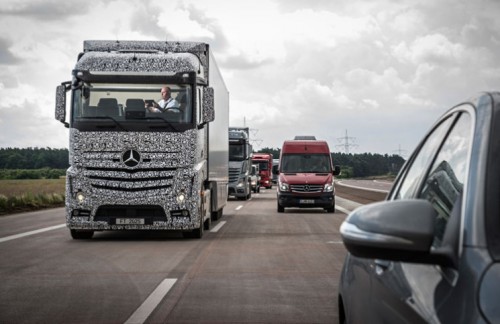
[[324, 182, 334, 192], [279, 181, 289, 192]]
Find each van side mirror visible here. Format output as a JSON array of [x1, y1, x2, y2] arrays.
[[55, 83, 70, 128], [202, 87, 215, 123], [333, 165, 341, 176]]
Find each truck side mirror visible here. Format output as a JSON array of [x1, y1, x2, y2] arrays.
[[202, 87, 215, 123], [55, 83, 69, 128], [333, 165, 341, 176]]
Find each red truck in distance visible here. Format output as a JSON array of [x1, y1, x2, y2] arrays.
[[276, 137, 340, 213], [252, 153, 273, 189]]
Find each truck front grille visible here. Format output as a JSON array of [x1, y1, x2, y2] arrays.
[[228, 167, 240, 183], [84, 167, 176, 192]]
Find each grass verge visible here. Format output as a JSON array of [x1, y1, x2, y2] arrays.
[[0, 179, 65, 215]]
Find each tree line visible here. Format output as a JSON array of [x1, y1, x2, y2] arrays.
[[0, 147, 406, 179], [257, 147, 405, 178], [0, 147, 69, 169]]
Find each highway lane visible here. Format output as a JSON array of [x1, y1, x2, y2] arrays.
[[0, 186, 380, 323]]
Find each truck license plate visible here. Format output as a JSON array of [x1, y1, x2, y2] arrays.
[[116, 218, 145, 225], [299, 199, 315, 204]]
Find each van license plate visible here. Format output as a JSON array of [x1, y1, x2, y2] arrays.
[[300, 199, 315, 204], [116, 218, 145, 225]]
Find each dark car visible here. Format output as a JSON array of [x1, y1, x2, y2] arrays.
[[338, 92, 500, 323]]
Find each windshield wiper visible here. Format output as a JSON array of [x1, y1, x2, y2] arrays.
[[143, 116, 179, 131], [82, 116, 127, 131]]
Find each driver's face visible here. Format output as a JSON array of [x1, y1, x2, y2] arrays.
[[161, 88, 170, 99]]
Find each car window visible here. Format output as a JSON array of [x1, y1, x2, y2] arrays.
[[419, 112, 472, 247], [394, 116, 455, 200]]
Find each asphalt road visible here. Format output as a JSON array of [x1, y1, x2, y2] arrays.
[[0, 182, 385, 324]]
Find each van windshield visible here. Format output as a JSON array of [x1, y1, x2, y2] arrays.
[[281, 154, 331, 173]]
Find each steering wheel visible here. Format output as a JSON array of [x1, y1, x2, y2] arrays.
[[164, 107, 182, 113]]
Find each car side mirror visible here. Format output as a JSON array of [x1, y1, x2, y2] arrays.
[[333, 165, 341, 176], [202, 87, 215, 123], [340, 199, 437, 263]]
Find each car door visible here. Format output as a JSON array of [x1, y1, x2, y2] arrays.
[[369, 107, 473, 323]]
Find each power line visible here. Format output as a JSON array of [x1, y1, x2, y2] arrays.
[[393, 144, 407, 158], [336, 129, 358, 154]]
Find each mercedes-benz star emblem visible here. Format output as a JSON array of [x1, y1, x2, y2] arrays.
[[304, 185, 310, 192], [122, 149, 141, 168]]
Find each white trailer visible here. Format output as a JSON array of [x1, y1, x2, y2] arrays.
[[55, 40, 229, 239]]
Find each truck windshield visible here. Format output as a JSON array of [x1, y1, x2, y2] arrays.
[[71, 83, 193, 130], [255, 161, 268, 171], [229, 143, 246, 161], [281, 154, 331, 173]]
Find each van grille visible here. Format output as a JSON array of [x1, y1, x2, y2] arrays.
[[290, 184, 323, 193]]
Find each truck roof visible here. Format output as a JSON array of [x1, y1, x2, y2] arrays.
[[229, 127, 249, 135], [76, 40, 210, 81], [75, 51, 200, 74], [229, 129, 249, 140], [293, 135, 317, 140], [83, 40, 207, 53], [281, 140, 331, 154], [252, 153, 273, 159]]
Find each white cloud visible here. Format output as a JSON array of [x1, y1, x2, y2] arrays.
[[392, 33, 465, 65], [0, 0, 499, 154]]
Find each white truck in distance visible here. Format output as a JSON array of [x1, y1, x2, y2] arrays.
[[55, 40, 229, 239]]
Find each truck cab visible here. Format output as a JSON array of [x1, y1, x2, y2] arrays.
[[276, 138, 340, 213], [252, 153, 273, 189], [55, 41, 229, 239], [228, 127, 252, 200]]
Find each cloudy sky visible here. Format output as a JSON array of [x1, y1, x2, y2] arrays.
[[0, 0, 499, 156]]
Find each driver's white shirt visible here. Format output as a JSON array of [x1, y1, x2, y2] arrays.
[[151, 97, 179, 113], [158, 97, 179, 109]]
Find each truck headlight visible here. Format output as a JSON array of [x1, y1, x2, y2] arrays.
[[279, 181, 289, 192], [76, 191, 85, 203], [176, 190, 186, 204], [237, 180, 245, 188], [324, 182, 334, 192]]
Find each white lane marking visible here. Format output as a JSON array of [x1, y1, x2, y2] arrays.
[[337, 181, 389, 193], [335, 205, 352, 215], [210, 221, 227, 233], [235, 205, 243, 211], [327, 241, 344, 244], [0, 223, 66, 243], [124, 278, 177, 324]]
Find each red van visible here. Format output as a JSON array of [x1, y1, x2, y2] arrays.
[[276, 138, 340, 213]]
